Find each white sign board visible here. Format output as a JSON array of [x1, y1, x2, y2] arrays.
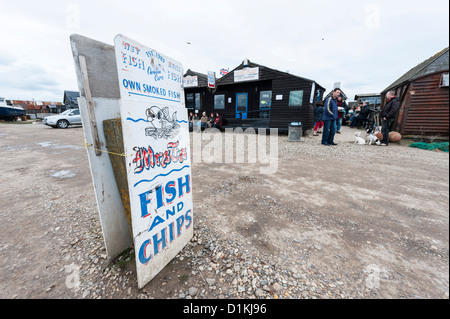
[[208, 71, 215, 89], [114, 34, 193, 288], [70, 34, 133, 260], [234, 67, 259, 82], [183, 75, 198, 88], [310, 82, 316, 104]]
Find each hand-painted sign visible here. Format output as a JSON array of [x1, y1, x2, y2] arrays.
[[207, 71, 215, 89], [114, 34, 193, 288], [183, 75, 198, 88], [234, 67, 259, 82]]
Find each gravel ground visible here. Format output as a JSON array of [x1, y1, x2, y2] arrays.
[[0, 123, 448, 299]]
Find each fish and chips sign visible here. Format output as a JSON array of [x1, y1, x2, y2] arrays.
[[114, 34, 193, 288]]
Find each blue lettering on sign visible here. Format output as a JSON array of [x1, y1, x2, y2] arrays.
[[168, 90, 181, 100], [145, 50, 165, 63], [142, 83, 166, 96], [147, 199, 190, 233], [139, 190, 152, 218], [147, 67, 164, 82], [121, 52, 145, 71], [138, 238, 152, 264], [168, 71, 182, 84], [122, 79, 142, 92], [138, 209, 192, 264], [122, 41, 141, 55], [168, 61, 181, 72], [137, 174, 191, 230]]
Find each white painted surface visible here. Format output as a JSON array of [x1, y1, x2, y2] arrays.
[[114, 34, 193, 288], [78, 97, 133, 259]]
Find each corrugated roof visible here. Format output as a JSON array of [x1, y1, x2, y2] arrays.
[[382, 47, 449, 93]]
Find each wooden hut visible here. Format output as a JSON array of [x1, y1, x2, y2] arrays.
[[380, 48, 449, 138], [183, 69, 209, 115], [183, 59, 326, 132]]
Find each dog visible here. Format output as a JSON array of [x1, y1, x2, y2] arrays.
[[354, 132, 366, 145], [366, 129, 381, 146]]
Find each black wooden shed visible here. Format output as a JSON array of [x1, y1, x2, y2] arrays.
[[183, 59, 326, 132]]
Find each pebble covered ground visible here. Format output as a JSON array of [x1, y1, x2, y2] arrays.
[[0, 123, 448, 299]]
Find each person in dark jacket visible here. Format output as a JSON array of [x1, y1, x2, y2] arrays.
[[213, 112, 223, 129], [380, 91, 401, 146], [313, 101, 324, 136], [336, 96, 347, 133], [350, 101, 370, 128], [321, 88, 340, 146]]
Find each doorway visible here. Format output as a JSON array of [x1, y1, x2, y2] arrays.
[[236, 93, 248, 119]]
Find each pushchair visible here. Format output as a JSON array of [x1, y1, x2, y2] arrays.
[[362, 108, 381, 132]]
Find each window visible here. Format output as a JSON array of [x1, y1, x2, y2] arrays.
[[440, 73, 449, 87], [186, 93, 194, 109], [259, 91, 272, 119], [186, 93, 201, 110], [289, 90, 303, 107], [214, 94, 225, 109], [194, 93, 201, 110], [259, 91, 272, 109], [316, 89, 322, 103]]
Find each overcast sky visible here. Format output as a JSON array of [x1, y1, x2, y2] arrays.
[[0, 0, 448, 102]]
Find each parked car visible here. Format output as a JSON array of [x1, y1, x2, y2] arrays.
[[43, 109, 82, 128]]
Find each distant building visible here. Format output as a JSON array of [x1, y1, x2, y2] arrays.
[[64, 90, 80, 109], [12, 100, 64, 117], [323, 89, 348, 101], [381, 47, 449, 137], [354, 93, 382, 108], [183, 59, 326, 132]]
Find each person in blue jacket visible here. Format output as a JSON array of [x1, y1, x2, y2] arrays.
[[322, 88, 341, 146]]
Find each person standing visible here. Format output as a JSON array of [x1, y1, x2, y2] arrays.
[[188, 112, 194, 131], [313, 100, 324, 136], [380, 91, 401, 146], [321, 88, 340, 146], [336, 95, 347, 134]]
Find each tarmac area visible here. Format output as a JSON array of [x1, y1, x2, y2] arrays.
[[0, 122, 448, 299]]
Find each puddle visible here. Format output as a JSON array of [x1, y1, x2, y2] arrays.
[[38, 141, 53, 148], [49, 170, 76, 178], [1, 145, 32, 151], [37, 141, 83, 150]]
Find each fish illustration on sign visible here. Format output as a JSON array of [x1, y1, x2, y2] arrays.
[[145, 106, 180, 139]]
